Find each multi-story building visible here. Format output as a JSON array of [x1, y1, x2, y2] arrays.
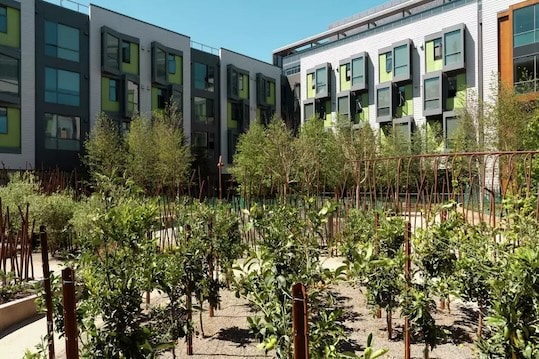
[[274, 0, 539, 151], [0, 0, 280, 176]]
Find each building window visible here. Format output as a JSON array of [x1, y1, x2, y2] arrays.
[[385, 52, 393, 73], [44, 113, 80, 151], [377, 87, 390, 117], [345, 63, 351, 81], [0, 53, 19, 96], [194, 97, 214, 125], [155, 47, 166, 82], [109, 78, 118, 102], [104, 32, 120, 71], [45, 68, 80, 106], [122, 40, 130, 64], [444, 29, 462, 66], [447, 75, 457, 98], [434, 38, 442, 60], [304, 103, 314, 120], [445, 115, 459, 150], [0, 6, 6, 34], [0, 107, 6, 134], [193, 131, 208, 148], [338, 95, 349, 117], [45, 21, 80, 62], [315, 67, 327, 94], [156, 88, 166, 109], [238, 73, 244, 92], [394, 44, 408, 78], [230, 69, 238, 96], [168, 54, 176, 74], [514, 55, 538, 93], [513, 5, 539, 48], [424, 77, 441, 110], [194, 62, 215, 92], [351, 57, 364, 87], [127, 80, 139, 114]]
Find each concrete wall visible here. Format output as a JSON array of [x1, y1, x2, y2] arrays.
[[294, 1, 479, 129], [88, 5, 191, 139], [219, 48, 282, 171]]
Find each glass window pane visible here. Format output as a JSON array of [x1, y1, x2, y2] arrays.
[[514, 56, 535, 83], [45, 113, 80, 151], [122, 40, 130, 63], [514, 32, 535, 48], [0, 7, 6, 33], [0, 107, 7, 134], [316, 67, 326, 94], [105, 33, 119, 70], [57, 24, 79, 62], [514, 6, 534, 34], [394, 44, 408, 77], [444, 30, 461, 65], [156, 47, 166, 81], [351, 57, 364, 86], [377, 88, 389, 107], [194, 63, 207, 90], [168, 54, 176, 74], [338, 96, 349, 115], [0, 54, 19, 96], [386, 52, 392, 73], [127, 80, 138, 113], [424, 77, 440, 100], [304, 103, 314, 119]]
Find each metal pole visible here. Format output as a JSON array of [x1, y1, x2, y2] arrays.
[[404, 222, 411, 359], [217, 155, 224, 200], [40, 229, 55, 359], [292, 282, 309, 359], [62, 268, 79, 359]]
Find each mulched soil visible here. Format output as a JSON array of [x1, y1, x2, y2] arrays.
[[162, 282, 478, 358]]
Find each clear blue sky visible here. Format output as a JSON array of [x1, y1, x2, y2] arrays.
[[60, 0, 388, 63]]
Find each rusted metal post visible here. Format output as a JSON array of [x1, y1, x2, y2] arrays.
[[40, 229, 55, 359], [62, 268, 79, 359], [292, 283, 309, 359], [404, 222, 411, 359]]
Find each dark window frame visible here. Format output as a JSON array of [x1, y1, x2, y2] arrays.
[[44, 67, 80, 107], [44, 112, 81, 151], [151, 41, 183, 86], [101, 26, 139, 76], [0, 6, 6, 34], [45, 21, 80, 62], [122, 40, 131, 64]]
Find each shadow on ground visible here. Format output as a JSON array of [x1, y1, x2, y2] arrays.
[[213, 326, 254, 347]]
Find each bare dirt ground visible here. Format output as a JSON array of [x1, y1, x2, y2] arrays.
[[163, 282, 477, 359]]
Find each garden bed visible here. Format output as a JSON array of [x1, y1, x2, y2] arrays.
[[0, 294, 38, 334]]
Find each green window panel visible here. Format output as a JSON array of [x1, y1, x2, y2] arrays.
[[44, 113, 80, 151], [121, 42, 139, 75], [379, 53, 392, 83], [306, 73, 315, 99], [45, 21, 79, 62], [266, 81, 275, 105], [396, 84, 413, 117], [340, 63, 350, 92], [0, 107, 20, 152], [445, 73, 466, 110], [167, 55, 182, 84], [152, 86, 168, 111], [0, 6, 20, 48], [227, 101, 237, 128], [425, 39, 443, 73], [101, 77, 120, 112], [356, 93, 369, 123], [239, 73, 249, 99], [0, 52, 19, 96], [45, 67, 80, 106]]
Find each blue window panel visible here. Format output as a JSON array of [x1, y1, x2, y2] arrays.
[[0, 107, 7, 134], [45, 67, 80, 106], [0, 7, 6, 34], [168, 54, 176, 74], [109, 79, 118, 101]]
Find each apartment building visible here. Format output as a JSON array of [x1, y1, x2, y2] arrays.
[[274, 0, 539, 150], [0, 0, 280, 175]]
